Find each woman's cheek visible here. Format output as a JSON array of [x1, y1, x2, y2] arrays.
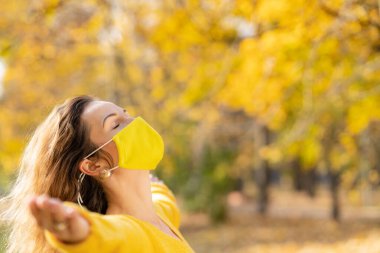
[[105, 142, 119, 165]]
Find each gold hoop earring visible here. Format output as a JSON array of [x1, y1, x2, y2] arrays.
[[99, 169, 111, 179]]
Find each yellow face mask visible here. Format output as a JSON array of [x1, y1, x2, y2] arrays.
[[84, 117, 164, 171]]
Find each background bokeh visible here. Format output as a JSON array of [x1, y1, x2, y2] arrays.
[[1, 0, 380, 252]]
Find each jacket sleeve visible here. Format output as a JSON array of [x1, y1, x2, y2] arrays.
[[44, 202, 146, 253], [151, 182, 181, 229]]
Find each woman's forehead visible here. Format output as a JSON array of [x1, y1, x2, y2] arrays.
[[82, 101, 118, 123], [81, 101, 120, 143], [83, 101, 116, 115]]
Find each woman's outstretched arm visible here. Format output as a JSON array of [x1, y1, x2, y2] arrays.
[[29, 195, 144, 253], [28, 195, 90, 243]]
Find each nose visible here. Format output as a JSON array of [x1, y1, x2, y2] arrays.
[[119, 116, 135, 129], [125, 116, 135, 125]]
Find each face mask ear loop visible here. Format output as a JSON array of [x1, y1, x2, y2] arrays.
[[83, 139, 114, 160], [77, 172, 86, 208], [79, 139, 118, 207], [109, 165, 119, 172]]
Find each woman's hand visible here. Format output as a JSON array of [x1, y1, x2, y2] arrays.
[[28, 195, 90, 244]]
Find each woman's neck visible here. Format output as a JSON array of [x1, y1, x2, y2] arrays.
[[103, 170, 157, 223]]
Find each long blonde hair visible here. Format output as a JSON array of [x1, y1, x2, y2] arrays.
[[0, 95, 112, 253]]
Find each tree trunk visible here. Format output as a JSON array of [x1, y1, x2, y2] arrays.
[[329, 171, 340, 221], [256, 161, 271, 214], [292, 158, 317, 197], [305, 168, 317, 198], [254, 122, 271, 214], [292, 158, 303, 191], [322, 123, 341, 221]]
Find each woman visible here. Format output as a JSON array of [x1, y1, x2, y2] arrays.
[[0, 95, 195, 253]]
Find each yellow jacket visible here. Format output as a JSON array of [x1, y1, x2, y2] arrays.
[[45, 183, 195, 253]]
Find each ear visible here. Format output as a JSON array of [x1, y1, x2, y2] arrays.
[[79, 159, 102, 177]]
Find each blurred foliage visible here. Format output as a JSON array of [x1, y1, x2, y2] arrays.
[[1, 0, 380, 222]]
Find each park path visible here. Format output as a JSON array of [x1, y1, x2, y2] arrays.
[[181, 187, 380, 253]]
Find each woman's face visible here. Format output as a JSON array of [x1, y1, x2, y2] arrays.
[[81, 100, 134, 165]]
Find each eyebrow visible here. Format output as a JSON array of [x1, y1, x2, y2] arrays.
[[102, 113, 117, 127]]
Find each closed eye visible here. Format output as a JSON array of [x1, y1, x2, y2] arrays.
[[112, 124, 120, 130]]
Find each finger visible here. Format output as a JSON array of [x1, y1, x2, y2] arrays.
[[48, 198, 67, 223], [28, 196, 39, 217], [65, 208, 90, 240], [47, 199, 72, 235], [65, 206, 83, 231], [36, 195, 55, 230], [28, 196, 44, 227]]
